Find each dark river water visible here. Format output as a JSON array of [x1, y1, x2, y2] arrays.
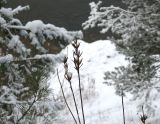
[[8, 0, 125, 41]]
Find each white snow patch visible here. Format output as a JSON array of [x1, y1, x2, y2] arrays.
[[49, 40, 159, 124]]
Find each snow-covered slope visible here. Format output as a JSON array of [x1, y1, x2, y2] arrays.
[[49, 40, 159, 124]]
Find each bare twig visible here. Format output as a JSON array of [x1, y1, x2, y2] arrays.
[[16, 97, 37, 124], [77, 70, 85, 124], [57, 69, 78, 124], [68, 80, 81, 124], [121, 90, 126, 124]]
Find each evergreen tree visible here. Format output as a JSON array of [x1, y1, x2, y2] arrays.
[[83, 0, 160, 114], [0, 1, 82, 123]]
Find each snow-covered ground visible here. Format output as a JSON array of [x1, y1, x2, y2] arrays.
[[49, 40, 160, 124]]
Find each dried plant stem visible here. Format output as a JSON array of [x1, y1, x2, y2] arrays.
[[142, 106, 145, 124], [57, 69, 78, 124], [68, 80, 82, 124], [72, 39, 85, 124], [121, 90, 126, 124], [77, 71, 85, 124], [16, 98, 36, 124], [140, 106, 148, 124]]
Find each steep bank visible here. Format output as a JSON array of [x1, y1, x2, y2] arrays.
[[49, 40, 160, 124]]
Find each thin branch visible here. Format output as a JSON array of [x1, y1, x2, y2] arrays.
[[142, 106, 145, 124], [68, 79, 82, 124], [16, 97, 37, 124], [6, 25, 30, 31], [77, 70, 85, 124], [57, 69, 78, 124], [0, 54, 59, 64], [121, 90, 126, 124], [106, 6, 136, 14]]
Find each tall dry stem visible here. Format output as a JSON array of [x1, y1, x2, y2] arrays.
[[64, 56, 81, 124], [72, 40, 85, 124], [121, 90, 126, 124], [57, 69, 78, 124]]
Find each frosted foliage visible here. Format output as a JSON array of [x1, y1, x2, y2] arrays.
[[0, 16, 6, 24], [83, 0, 160, 93], [82, 1, 140, 45], [0, 85, 28, 104], [0, 83, 28, 123], [0, 5, 29, 18], [0, 54, 13, 63], [30, 100, 63, 124], [83, 0, 160, 47], [0, 60, 60, 123], [8, 36, 30, 57], [0, 4, 83, 58], [25, 20, 83, 53]]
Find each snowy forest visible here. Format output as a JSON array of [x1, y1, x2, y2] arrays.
[[0, 0, 160, 123]]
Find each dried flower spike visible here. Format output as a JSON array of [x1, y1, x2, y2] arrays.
[[72, 40, 83, 71], [72, 39, 85, 124], [140, 114, 148, 124], [139, 106, 148, 124], [65, 72, 72, 81], [63, 56, 68, 64]]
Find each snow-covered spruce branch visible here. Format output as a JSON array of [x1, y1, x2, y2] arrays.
[[100, 5, 136, 14], [1, 5, 83, 58], [5, 25, 30, 31], [2, 20, 83, 54], [0, 5, 29, 18], [12, 5, 30, 16], [0, 85, 29, 105], [16, 97, 37, 124], [4, 21, 83, 42], [82, 1, 136, 31], [0, 54, 14, 63], [0, 54, 64, 64]]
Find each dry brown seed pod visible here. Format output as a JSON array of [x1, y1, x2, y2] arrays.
[[63, 56, 68, 64]]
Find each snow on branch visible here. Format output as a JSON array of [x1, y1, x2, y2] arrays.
[[3, 20, 83, 55], [12, 5, 30, 15], [0, 5, 83, 57], [0, 53, 64, 64], [0, 85, 29, 105], [82, 1, 136, 33], [0, 5, 29, 18], [25, 20, 83, 43], [4, 20, 83, 42], [34, 53, 64, 63], [0, 54, 13, 63], [83, 0, 160, 50]]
